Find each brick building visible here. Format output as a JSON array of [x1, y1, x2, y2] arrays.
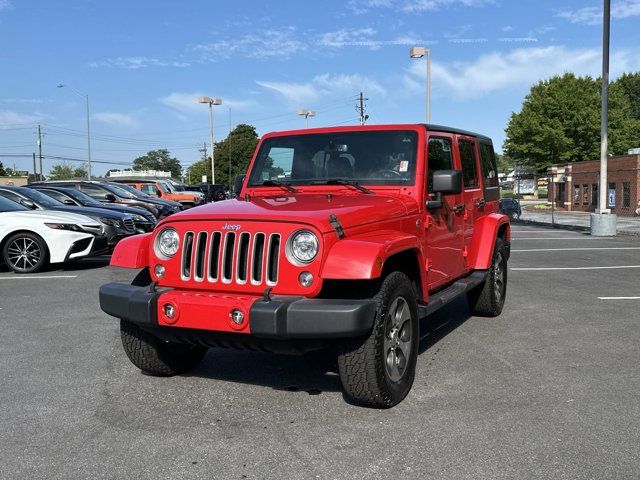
[[548, 155, 640, 216]]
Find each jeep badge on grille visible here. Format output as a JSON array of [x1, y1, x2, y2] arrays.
[[222, 223, 241, 231]]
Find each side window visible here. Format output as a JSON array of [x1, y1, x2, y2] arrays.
[[427, 137, 453, 193], [141, 185, 158, 195], [0, 190, 23, 203], [41, 189, 68, 203], [79, 183, 108, 200], [458, 139, 479, 189], [479, 142, 499, 201]]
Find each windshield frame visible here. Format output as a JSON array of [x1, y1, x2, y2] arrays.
[[248, 129, 420, 188]]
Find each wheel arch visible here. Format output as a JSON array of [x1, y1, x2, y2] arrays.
[[467, 213, 510, 270], [0, 229, 50, 265]]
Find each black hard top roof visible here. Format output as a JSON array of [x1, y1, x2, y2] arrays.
[[421, 124, 492, 143]]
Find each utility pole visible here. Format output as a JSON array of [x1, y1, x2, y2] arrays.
[[32, 153, 36, 179], [591, 0, 617, 235], [37, 124, 43, 180], [356, 92, 369, 125]]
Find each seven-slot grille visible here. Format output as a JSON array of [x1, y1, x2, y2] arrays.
[[123, 218, 135, 232], [181, 231, 281, 286]]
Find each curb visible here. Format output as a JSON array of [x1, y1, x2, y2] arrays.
[[512, 218, 640, 237]]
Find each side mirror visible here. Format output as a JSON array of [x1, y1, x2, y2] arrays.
[[427, 170, 463, 209], [233, 174, 246, 197], [63, 199, 76, 206], [20, 199, 37, 210], [104, 193, 117, 203]]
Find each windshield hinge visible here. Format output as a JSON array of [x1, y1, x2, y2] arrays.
[[329, 214, 345, 239]]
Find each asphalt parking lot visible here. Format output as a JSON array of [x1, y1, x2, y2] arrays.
[[1, 225, 639, 479]]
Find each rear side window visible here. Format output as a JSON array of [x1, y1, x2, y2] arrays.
[[479, 142, 499, 201], [458, 139, 478, 189], [427, 137, 453, 192], [79, 183, 108, 200], [39, 189, 69, 203], [141, 184, 158, 195]]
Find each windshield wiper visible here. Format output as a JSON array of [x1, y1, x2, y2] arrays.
[[259, 180, 299, 193], [311, 179, 373, 194]]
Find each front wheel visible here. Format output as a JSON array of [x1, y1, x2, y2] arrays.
[[2, 232, 48, 273], [120, 320, 208, 376], [467, 237, 507, 317], [337, 272, 419, 408]]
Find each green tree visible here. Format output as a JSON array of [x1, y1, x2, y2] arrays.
[[504, 73, 640, 172], [187, 124, 259, 188], [0, 161, 6, 176], [495, 153, 513, 173], [132, 149, 182, 179], [48, 163, 88, 180], [614, 72, 640, 120]]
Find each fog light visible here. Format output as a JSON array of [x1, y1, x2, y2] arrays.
[[154, 264, 165, 278], [230, 309, 244, 325], [163, 303, 175, 319], [298, 271, 314, 287]]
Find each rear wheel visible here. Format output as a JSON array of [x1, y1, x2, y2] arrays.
[[467, 238, 507, 317], [120, 320, 208, 376], [2, 232, 48, 273], [337, 272, 419, 408]]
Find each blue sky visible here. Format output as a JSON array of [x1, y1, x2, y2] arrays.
[[1, 0, 639, 176]]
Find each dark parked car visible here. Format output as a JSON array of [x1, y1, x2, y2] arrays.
[[499, 198, 521, 219], [31, 180, 177, 219], [183, 183, 226, 202], [27, 186, 155, 233], [0, 186, 129, 250]]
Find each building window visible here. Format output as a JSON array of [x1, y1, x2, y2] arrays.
[[591, 184, 598, 206], [608, 183, 616, 207], [582, 185, 589, 205], [622, 182, 631, 207], [573, 185, 580, 205]]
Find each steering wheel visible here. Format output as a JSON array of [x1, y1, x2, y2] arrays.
[[372, 168, 404, 179]]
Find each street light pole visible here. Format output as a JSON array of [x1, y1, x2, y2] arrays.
[[297, 109, 315, 128], [198, 97, 222, 185], [57, 84, 91, 179], [410, 46, 431, 123], [591, 0, 617, 235]]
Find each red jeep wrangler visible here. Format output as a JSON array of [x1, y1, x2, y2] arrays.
[[100, 124, 510, 408]]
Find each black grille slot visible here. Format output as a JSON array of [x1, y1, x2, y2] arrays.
[[251, 233, 265, 284], [194, 232, 207, 280], [237, 232, 250, 283], [208, 232, 222, 281], [266, 234, 280, 285], [222, 232, 236, 282], [123, 218, 135, 232], [182, 232, 194, 279]]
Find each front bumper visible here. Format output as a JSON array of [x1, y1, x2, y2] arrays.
[[99, 283, 375, 340]]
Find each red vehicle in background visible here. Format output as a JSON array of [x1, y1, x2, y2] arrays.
[[117, 179, 205, 208], [100, 124, 510, 408]]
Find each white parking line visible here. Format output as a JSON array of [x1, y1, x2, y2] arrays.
[[512, 247, 640, 252], [511, 265, 640, 271], [0, 275, 78, 280], [598, 296, 640, 300]]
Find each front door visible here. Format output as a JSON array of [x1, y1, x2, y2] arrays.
[[424, 134, 466, 290]]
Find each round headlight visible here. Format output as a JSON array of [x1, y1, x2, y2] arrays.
[[287, 230, 319, 264], [156, 228, 180, 258]]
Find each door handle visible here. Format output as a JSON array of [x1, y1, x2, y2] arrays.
[[452, 204, 465, 213], [475, 199, 486, 208]]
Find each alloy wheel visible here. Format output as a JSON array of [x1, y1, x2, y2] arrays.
[[383, 296, 413, 382], [7, 237, 42, 272]]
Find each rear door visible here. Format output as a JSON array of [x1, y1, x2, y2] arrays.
[[457, 135, 484, 259], [424, 133, 466, 290]]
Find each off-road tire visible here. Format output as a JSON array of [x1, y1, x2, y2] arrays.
[[2, 232, 49, 274], [337, 272, 419, 408], [467, 237, 507, 317], [120, 319, 208, 376]]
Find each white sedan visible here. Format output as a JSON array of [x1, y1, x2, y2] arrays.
[[0, 195, 103, 273]]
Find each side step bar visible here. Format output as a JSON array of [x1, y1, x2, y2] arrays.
[[418, 270, 488, 319]]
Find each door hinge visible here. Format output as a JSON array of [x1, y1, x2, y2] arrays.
[[426, 259, 433, 271], [462, 246, 468, 258]]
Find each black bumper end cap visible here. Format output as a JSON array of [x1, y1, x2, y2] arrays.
[[98, 282, 161, 326]]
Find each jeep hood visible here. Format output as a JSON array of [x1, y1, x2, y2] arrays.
[[167, 193, 418, 233]]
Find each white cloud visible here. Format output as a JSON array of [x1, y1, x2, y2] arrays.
[[0, 0, 12, 12], [557, 0, 640, 25], [405, 45, 640, 99], [0, 98, 44, 105], [193, 27, 306, 60], [89, 57, 189, 69], [92, 112, 139, 128], [317, 27, 378, 48], [348, 0, 492, 14], [159, 92, 252, 114], [256, 73, 385, 105], [0, 109, 45, 128]]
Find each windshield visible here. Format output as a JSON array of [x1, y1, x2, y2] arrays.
[[248, 130, 418, 187], [157, 181, 173, 193], [23, 188, 64, 207], [104, 183, 137, 199], [0, 195, 28, 212]]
